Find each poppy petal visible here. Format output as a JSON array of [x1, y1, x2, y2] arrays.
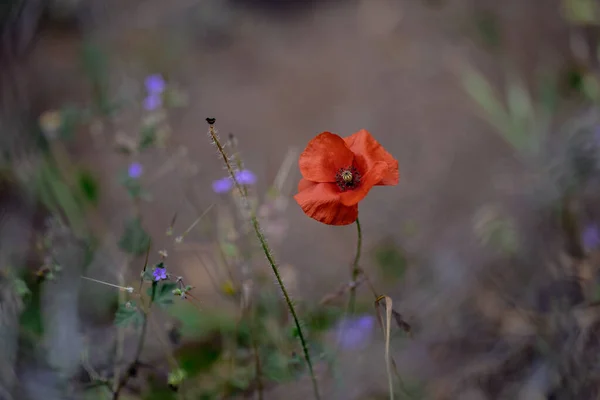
[[294, 181, 358, 225], [339, 161, 388, 206], [343, 129, 399, 186], [299, 132, 355, 183], [298, 178, 314, 192]]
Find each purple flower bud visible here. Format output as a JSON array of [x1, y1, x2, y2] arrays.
[[335, 315, 376, 350], [583, 224, 600, 251], [128, 162, 143, 179], [235, 169, 257, 185], [143, 94, 162, 111], [145, 74, 166, 94], [212, 177, 233, 194], [153, 267, 167, 281]]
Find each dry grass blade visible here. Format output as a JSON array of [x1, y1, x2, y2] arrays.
[[319, 274, 367, 306], [375, 295, 394, 400]]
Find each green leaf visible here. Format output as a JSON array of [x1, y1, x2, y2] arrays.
[[167, 368, 187, 386], [39, 163, 87, 238], [114, 302, 144, 327], [176, 342, 222, 377], [77, 168, 100, 206], [118, 218, 151, 256], [19, 279, 43, 338], [139, 125, 157, 150], [168, 302, 237, 339], [220, 242, 239, 259], [506, 78, 533, 137], [58, 106, 82, 140], [141, 268, 155, 282], [305, 306, 343, 333], [373, 241, 408, 282], [81, 41, 112, 115], [563, 0, 600, 25], [119, 172, 143, 199], [473, 10, 501, 49], [225, 367, 253, 391], [13, 278, 31, 298], [142, 382, 178, 400], [593, 283, 600, 303], [148, 281, 177, 308], [262, 352, 293, 382], [462, 69, 510, 137], [473, 205, 519, 255], [537, 73, 559, 114]]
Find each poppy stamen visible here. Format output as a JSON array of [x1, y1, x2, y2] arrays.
[[336, 166, 361, 191]]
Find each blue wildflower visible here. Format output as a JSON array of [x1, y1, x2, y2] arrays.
[[212, 170, 256, 194], [128, 162, 143, 179], [143, 94, 162, 111], [583, 224, 600, 251], [335, 315, 376, 349], [145, 74, 166, 94], [212, 177, 233, 194], [235, 169, 257, 185], [153, 266, 167, 281]]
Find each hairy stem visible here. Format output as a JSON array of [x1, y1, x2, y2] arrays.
[[112, 282, 156, 399], [348, 218, 363, 314], [207, 122, 321, 400]]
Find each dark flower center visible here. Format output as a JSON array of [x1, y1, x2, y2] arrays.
[[335, 166, 361, 191]]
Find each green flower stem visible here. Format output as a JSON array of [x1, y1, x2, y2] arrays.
[[112, 282, 156, 399], [348, 218, 363, 314], [207, 123, 321, 400]]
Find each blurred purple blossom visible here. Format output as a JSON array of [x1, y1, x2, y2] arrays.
[[153, 266, 167, 281], [212, 170, 256, 194], [235, 169, 257, 185], [212, 177, 233, 194], [583, 224, 600, 251], [335, 315, 376, 349], [128, 162, 143, 179], [145, 74, 166, 94], [143, 94, 162, 111]]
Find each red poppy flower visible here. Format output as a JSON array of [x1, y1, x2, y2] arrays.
[[294, 129, 399, 225]]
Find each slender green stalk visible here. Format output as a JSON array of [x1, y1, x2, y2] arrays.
[[207, 122, 321, 400], [348, 218, 363, 314]]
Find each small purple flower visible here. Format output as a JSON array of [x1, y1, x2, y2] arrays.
[[335, 315, 376, 349], [128, 162, 143, 179], [212, 177, 233, 194], [153, 267, 167, 281], [143, 94, 162, 111], [235, 169, 257, 185], [145, 74, 166, 94], [583, 224, 600, 251]]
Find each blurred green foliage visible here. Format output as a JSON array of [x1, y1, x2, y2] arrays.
[[373, 240, 408, 283], [81, 41, 113, 116], [473, 10, 501, 50], [118, 218, 151, 256], [463, 69, 557, 156]]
